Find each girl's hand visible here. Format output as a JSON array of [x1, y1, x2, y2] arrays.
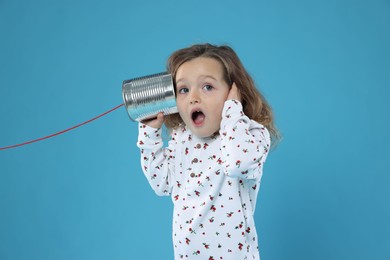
[[141, 112, 165, 129], [227, 82, 242, 103]]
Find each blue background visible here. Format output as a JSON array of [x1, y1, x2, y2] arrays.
[[1, 0, 389, 259]]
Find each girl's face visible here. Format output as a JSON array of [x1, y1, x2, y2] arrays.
[[175, 57, 230, 138]]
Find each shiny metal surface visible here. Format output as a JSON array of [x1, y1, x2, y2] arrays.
[[122, 72, 178, 122]]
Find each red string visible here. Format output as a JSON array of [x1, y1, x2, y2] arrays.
[[0, 103, 124, 151]]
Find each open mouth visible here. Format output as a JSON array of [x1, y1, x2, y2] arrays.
[[191, 110, 205, 125]]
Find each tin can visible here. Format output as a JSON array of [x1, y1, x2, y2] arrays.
[[122, 72, 178, 122]]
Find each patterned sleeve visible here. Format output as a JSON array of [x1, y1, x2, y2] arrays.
[[219, 99, 271, 180], [137, 123, 176, 196]]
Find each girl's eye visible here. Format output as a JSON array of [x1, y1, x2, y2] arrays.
[[203, 84, 213, 91], [178, 87, 189, 94]]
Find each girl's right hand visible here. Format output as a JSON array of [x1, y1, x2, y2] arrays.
[[141, 112, 165, 129]]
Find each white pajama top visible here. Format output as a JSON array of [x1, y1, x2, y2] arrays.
[[137, 99, 271, 260]]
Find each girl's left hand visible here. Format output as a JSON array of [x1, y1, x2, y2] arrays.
[[227, 82, 242, 103]]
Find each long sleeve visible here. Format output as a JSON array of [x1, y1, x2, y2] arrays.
[[219, 99, 271, 180], [137, 124, 176, 196]]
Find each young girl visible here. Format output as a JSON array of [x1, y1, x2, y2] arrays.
[[137, 43, 279, 260]]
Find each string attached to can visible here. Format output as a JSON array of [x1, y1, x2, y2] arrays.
[[1, 72, 178, 151], [0, 103, 124, 151]]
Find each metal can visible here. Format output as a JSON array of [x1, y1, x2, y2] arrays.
[[122, 72, 178, 122]]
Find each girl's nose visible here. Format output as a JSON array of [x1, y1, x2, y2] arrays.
[[189, 90, 200, 104]]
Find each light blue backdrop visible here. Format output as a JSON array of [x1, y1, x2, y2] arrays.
[[1, 0, 389, 259]]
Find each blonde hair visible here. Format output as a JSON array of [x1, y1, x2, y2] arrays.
[[165, 43, 281, 144]]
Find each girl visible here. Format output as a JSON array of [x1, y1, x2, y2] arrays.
[[137, 43, 279, 260]]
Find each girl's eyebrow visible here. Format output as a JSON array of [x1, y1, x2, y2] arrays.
[[176, 78, 185, 85], [200, 75, 218, 81], [176, 75, 217, 84]]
